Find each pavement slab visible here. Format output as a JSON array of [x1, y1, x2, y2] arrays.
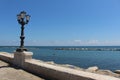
[[0, 60, 45, 80]]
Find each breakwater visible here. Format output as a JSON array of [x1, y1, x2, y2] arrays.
[[55, 48, 120, 51]]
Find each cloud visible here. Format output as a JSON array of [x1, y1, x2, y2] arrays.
[[74, 40, 81, 42], [0, 39, 120, 46], [0, 40, 19, 46], [72, 40, 120, 46]]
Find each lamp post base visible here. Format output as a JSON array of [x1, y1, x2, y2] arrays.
[[16, 48, 28, 52]]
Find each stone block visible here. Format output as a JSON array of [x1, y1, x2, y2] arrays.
[[114, 70, 120, 74], [86, 66, 99, 72], [14, 51, 33, 67]]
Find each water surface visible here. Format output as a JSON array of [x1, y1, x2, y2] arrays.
[[0, 46, 120, 71]]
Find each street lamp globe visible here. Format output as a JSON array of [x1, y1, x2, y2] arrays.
[[26, 15, 30, 23], [20, 11, 26, 19]]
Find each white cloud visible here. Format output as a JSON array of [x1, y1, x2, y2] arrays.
[[72, 40, 120, 46], [86, 40, 100, 45], [74, 40, 82, 42], [1, 39, 120, 46]]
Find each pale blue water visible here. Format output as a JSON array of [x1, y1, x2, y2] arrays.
[[0, 46, 120, 71]]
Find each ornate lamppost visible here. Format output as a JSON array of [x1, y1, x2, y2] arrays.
[[16, 11, 30, 52]]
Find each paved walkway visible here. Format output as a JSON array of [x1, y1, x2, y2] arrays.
[[0, 60, 45, 80]]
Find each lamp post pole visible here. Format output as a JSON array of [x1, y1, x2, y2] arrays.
[[20, 21, 25, 48], [16, 11, 30, 52]]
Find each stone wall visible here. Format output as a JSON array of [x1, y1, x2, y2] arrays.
[[0, 52, 13, 64], [0, 52, 120, 80], [24, 59, 93, 80]]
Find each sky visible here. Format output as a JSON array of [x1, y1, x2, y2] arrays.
[[0, 0, 120, 46]]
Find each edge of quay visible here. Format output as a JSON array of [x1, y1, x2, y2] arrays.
[[0, 52, 120, 80]]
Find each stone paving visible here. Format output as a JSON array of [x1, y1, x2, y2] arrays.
[[0, 60, 45, 80]]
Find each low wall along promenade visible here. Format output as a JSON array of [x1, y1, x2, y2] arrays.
[[0, 52, 120, 80]]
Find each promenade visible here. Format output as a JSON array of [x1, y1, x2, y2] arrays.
[[0, 60, 45, 80], [0, 52, 120, 80]]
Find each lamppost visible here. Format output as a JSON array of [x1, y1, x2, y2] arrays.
[[16, 11, 30, 52]]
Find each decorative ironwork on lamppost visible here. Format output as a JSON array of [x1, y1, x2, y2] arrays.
[[16, 11, 30, 52]]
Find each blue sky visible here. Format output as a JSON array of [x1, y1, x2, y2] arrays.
[[0, 0, 120, 46]]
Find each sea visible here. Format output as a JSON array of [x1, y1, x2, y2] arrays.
[[0, 46, 120, 71]]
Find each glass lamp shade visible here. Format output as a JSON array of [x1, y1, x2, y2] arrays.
[[26, 15, 30, 21], [17, 15, 21, 21], [20, 11, 26, 18]]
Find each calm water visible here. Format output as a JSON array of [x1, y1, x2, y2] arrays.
[[0, 46, 120, 71]]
